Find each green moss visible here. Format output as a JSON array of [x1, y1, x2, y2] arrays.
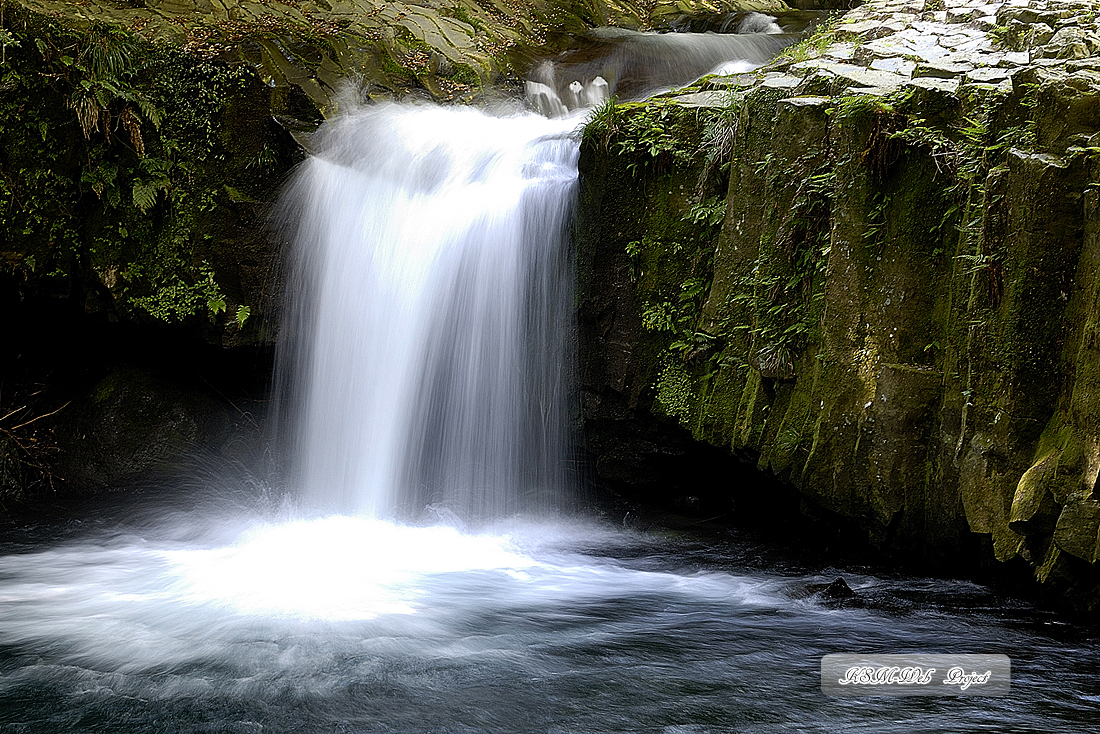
[[447, 62, 481, 88], [0, 6, 297, 329], [656, 356, 695, 421], [770, 14, 840, 66]]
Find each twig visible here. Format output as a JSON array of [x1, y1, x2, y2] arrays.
[[8, 400, 70, 431], [199, 376, 259, 429], [0, 405, 26, 423]]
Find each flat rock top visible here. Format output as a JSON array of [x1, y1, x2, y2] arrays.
[[795, 0, 1096, 86], [665, 0, 1099, 107]]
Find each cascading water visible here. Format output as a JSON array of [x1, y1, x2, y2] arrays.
[[276, 21, 799, 519], [526, 22, 797, 116], [275, 105, 580, 520], [1, 26, 1098, 734]]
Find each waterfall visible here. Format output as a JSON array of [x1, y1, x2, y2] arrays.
[[273, 21, 796, 521], [275, 104, 581, 520]]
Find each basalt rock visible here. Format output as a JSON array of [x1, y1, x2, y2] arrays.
[[576, 0, 1100, 612]]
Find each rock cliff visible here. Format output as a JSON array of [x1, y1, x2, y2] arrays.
[[576, 0, 1100, 610]]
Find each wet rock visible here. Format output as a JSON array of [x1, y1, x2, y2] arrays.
[[820, 576, 856, 598], [1009, 450, 1062, 536], [52, 367, 232, 493], [906, 75, 961, 93], [860, 30, 950, 62], [869, 56, 917, 75], [807, 577, 864, 607], [1039, 26, 1098, 59], [967, 65, 1013, 82], [1053, 499, 1100, 564], [761, 73, 802, 89], [834, 19, 906, 41], [913, 60, 975, 78]]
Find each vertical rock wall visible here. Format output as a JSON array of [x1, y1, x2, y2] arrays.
[[577, 0, 1100, 611]]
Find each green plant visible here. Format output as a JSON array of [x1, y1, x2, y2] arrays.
[[129, 262, 226, 322], [0, 7, 278, 325], [63, 22, 163, 146], [771, 14, 840, 65], [686, 196, 725, 227], [588, 102, 699, 175], [655, 357, 695, 420], [582, 96, 621, 151]]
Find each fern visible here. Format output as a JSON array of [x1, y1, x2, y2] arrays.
[[131, 180, 157, 212]]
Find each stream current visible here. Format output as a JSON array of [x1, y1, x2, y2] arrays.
[[2, 25, 1099, 734], [1, 493, 1098, 732]]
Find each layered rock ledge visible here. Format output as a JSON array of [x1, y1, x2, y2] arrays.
[[577, 0, 1100, 610]]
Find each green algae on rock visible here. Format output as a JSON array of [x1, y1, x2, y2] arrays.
[[576, 0, 1100, 611]]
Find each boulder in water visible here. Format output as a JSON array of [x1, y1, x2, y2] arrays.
[[805, 577, 863, 607]]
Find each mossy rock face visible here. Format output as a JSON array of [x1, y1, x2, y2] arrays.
[[575, 0, 1100, 612], [1, 5, 308, 345], [11, 0, 793, 112]]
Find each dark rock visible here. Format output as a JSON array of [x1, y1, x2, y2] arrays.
[[805, 577, 864, 607], [50, 367, 228, 492], [819, 576, 857, 599]]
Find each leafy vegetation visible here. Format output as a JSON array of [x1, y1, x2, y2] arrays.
[[0, 6, 291, 327], [584, 99, 700, 173], [771, 14, 841, 66], [722, 153, 833, 379]]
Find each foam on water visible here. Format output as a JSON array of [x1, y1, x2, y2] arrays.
[[525, 25, 796, 115], [0, 514, 780, 671], [2, 509, 1097, 733]]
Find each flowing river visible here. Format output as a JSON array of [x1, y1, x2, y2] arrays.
[[2, 26, 1099, 734], [1, 492, 1097, 732]]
